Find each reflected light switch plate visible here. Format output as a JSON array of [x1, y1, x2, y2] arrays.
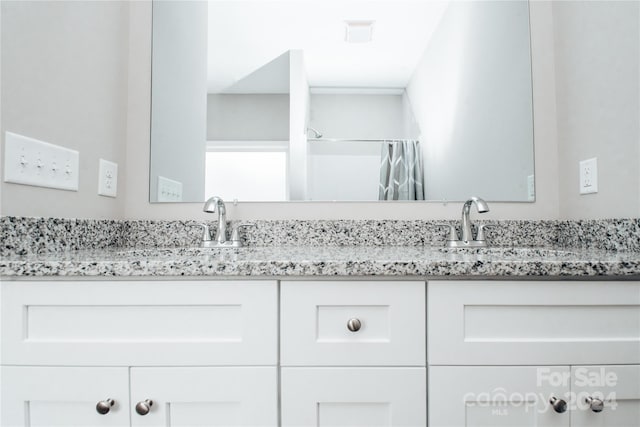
[[157, 176, 183, 202], [527, 174, 535, 201]]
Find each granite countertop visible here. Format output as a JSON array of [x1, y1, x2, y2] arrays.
[[2, 245, 640, 278]]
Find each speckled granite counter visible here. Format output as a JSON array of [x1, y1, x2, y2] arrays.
[[2, 216, 640, 278], [2, 245, 639, 278]]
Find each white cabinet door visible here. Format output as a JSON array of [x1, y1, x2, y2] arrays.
[[571, 365, 640, 427], [429, 366, 571, 427], [0, 366, 129, 427], [281, 367, 426, 427], [130, 367, 278, 427]]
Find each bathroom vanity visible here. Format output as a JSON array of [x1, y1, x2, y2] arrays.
[[2, 0, 639, 424], [2, 244, 639, 427]]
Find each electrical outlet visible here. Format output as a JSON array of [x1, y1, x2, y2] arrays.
[[98, 159, 118, 197], [4, 131, 79, 191], [157, 176, 183, 202], [579, 158, 598, 195]]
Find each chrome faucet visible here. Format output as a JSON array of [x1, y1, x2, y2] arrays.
[[201, 196, 255, 247], [460, 196, 489, 242], [437, 197, 492, 248], [203, 196, 228, 244]]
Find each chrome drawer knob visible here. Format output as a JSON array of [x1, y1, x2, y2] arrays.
[[585, 396, 604, 413], [96, 398, 114, 415], [550, 396, 567, 413], [135, 399, 153, 416], [347, 318, 362, 332]]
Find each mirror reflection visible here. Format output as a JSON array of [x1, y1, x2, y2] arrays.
[[150, 0, 535, 203]]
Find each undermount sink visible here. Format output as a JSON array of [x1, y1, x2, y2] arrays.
[[110, 247, 246, 258], [436, 247, 578, 258]]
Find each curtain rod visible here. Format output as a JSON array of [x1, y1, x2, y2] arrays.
[[311, 138, 411, 143]]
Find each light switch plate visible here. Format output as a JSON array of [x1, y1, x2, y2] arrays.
[[98, 159, 118, 197], [4, 131, 79, 191], [157, 176, 183, 202], [579, 157, 598, 194], [527, 174, 535, 201]]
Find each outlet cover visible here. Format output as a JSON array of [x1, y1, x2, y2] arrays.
[[4, 131, 79, 191], [579, 157, 598, 195], [98, 159, 118, 197], [527, 174, 535, 201]]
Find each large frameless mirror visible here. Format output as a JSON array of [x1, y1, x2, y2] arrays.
[[150, 0, 535, 203]]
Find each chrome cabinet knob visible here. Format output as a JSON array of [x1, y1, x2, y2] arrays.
[[135, 399, 153, 416], [550, 396, 567, 413], [96, 398, 114, 415], [585, 396, 604, 413], [347, 318, 362, 332]]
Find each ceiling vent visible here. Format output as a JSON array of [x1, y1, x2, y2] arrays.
[[345, 21, 374, 43]]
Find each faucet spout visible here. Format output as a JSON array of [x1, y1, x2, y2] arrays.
[[203, 196, 227, 243], [460, 197, 490, 242]]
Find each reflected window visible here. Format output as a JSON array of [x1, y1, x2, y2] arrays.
[[204, 142, 288, 201]]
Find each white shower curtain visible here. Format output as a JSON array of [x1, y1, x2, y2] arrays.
[[378, 140, 424, 201]]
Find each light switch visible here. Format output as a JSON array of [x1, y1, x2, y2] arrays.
[[579, 158, 598, 195], [4, 131, 79, 191], [98, 159, 118, 197]]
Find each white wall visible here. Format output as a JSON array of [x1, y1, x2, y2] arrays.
[[288, 50, 310, 201], [0, 1, 563, 221], [401, 91, 421, 141], [123, 0, 560, 220], [554, 0, 640, 219], [149, 0, 207, 203], [309, 94, 407, 140], [0, 0, 129, 219], [13, 1, 635, 222], [207, 94, 289, 141], [406, 0, 535, 202], [124, 1, 154, 220], [308, 141, 381, 201]]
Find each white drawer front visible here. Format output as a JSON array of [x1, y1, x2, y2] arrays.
[[1, 281, 277, 366], [281, 367, 427, 427], [281, 281, 425, 366], [428, 281, 640, 365]]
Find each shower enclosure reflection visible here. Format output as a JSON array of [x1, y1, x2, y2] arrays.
[[150, 0, 535, 203]]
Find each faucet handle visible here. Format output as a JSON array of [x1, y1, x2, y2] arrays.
[[199, 223, 212, 242], [231, 223, 256, 243], [435, 224, 458, 241], [476, 224, 496, 242]]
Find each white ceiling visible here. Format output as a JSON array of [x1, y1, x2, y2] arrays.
[[207, 0, 450, 93]]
